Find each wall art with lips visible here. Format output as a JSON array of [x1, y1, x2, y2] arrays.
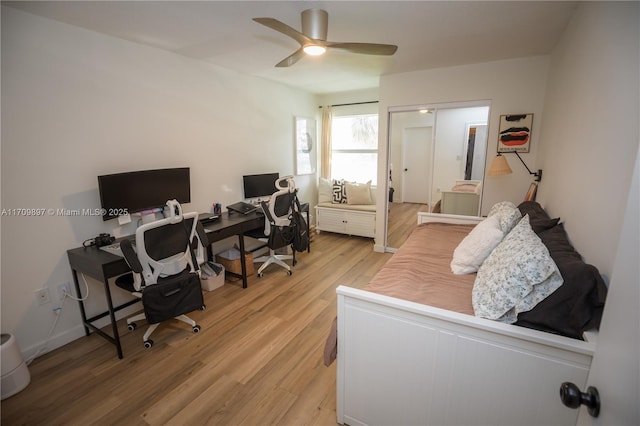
[[497, 113, 533, 153]]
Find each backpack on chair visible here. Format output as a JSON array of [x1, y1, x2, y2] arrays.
[[290, 194, 309, 253]]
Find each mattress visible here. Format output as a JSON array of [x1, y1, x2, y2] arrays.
[[324, 222, 476, 365], [364, 222, 476, 315]]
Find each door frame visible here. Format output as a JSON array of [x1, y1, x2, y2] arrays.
[[384, 100, 491, 251]]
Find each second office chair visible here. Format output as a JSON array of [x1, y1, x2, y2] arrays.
[[253, 176, 298, 277]]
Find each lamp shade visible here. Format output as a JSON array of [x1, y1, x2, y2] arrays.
[[488, 154, 513, 176]]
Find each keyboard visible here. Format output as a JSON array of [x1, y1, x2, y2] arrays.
[[227, 201, 258, 215], [100, 240, 136, 257]]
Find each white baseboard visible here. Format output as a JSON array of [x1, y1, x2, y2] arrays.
[[22, 303, 141, 362], [22, 326, 86, 362]]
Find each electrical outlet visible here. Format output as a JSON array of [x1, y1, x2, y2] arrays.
[[57, 282, 71, 300], [35, 288, 51, 305]]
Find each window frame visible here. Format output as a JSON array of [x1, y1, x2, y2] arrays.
[[329, 104, 380, 184]]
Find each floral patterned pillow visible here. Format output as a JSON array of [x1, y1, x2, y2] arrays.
[[472, 215, 564, 323], [488, 201, 522, 235]]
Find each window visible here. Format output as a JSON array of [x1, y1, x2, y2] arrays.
[[331, 113, 378, 185]]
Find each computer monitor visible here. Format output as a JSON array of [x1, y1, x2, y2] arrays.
[[98, 167, 190, 221], [242, 173, 279, 199]]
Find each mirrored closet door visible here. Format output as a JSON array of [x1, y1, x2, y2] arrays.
[[385, 102, 490, 249]]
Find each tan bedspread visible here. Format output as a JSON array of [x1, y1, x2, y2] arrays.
[[323, 222, 476, 366], [365, 222, 476, 315]]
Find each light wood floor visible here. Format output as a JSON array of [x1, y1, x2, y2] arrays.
[[1, 232, 393, 426], [386, 202, 430, 249]]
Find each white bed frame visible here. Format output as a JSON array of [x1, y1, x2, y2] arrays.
[[336, 213, 595, 426]]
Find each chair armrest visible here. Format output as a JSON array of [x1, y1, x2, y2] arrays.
[[195, 221, 209, 247], [260, 201, 273, 236], [120, 239, 143, 273]]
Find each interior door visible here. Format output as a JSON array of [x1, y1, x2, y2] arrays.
[[572, 151, 639, 425], [401, 127, 431, 204]]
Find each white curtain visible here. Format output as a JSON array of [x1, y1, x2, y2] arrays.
[[320, 105, 333, 179]]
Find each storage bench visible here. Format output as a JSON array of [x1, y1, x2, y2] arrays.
[[315, 178, 377, 238], [315, 203, 376, 238]]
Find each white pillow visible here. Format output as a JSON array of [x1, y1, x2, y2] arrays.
[[488, 201, 522, 235], [345, 181, 373, 205], [472, 215, 564, 323], [318, 177, 333, 203], [450, 215, 504, 274]]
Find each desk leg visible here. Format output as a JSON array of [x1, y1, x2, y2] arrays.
[[102, 277, 124, 359], [71, 269, 90, 336], [238, 232, 248, 289], [72, 269, 125, 359]]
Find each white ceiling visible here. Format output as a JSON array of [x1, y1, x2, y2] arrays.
[[4, 1, 579, 94]]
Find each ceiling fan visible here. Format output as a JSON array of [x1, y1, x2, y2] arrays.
[[253, 9, 398, 67]]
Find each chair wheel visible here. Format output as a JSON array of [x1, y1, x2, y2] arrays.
[[193, 325, 201, 333], [258, 273, 263, 278], [144, 340, 153, 349], [199, 305, 206, 311], [287, 270, 292, 276], [128, 323, 137, 331]]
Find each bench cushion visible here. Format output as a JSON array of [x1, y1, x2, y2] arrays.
[[316, 202, 376, 212]]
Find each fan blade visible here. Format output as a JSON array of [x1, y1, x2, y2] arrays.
[[275, 48, 306, 68], [253, 17, 314, 46], [326, 42, 398, 56]]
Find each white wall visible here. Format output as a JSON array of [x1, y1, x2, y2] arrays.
[[377, 2, 639, 280], [536, 1, 639, 279], [377, 55, 549, 250], [3, 2, 637, 362], [0, 7, 318, 357]]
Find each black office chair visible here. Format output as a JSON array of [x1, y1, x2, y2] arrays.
[[115, 200, 207, 348], [253, 176, 298, 277]]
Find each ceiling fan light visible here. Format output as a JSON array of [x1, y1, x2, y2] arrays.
[[303, 45, 326, 56]]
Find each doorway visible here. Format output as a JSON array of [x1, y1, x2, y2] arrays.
[[401, 126, 432, 204]]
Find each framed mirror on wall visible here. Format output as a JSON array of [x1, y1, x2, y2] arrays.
[[295, 116, 317, 175], [385, 102, 490, 250]]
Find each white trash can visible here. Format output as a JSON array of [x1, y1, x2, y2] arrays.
[[1, 333, 31, 400], [200, 262, 225, 291]]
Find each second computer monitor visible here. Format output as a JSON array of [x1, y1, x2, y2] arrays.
[[242, 173, 279, 199]]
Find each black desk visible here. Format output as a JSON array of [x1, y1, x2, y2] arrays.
[[66, 211, 264, 359], [199, 211, 265, 284]]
